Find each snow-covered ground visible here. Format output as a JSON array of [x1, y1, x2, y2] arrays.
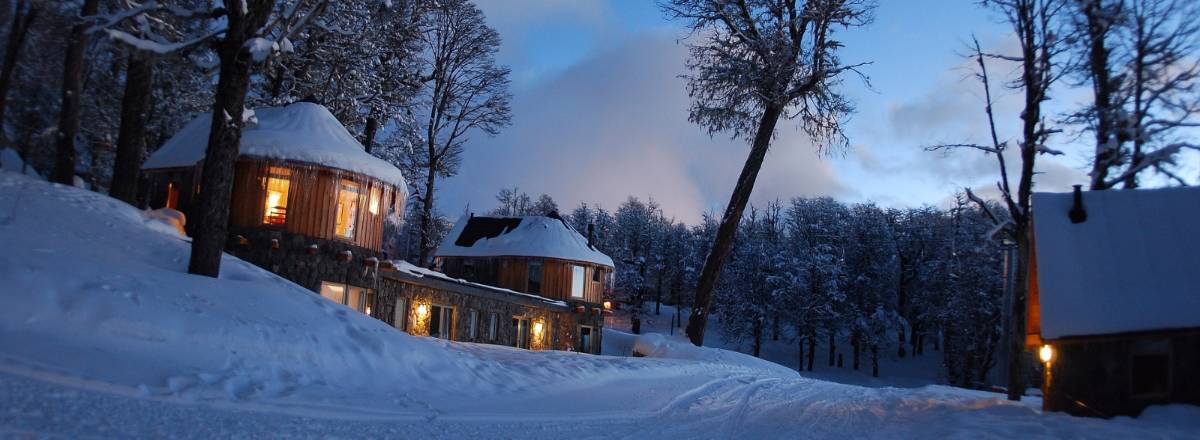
[[1, 170, 1197, 438], [604, 304, 948, 389]]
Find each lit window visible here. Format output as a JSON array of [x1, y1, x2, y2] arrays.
[[368, 185, 381, 215], [319, 282, 345, 305], [318, 281, 373, 314], [571, 265, 585, 298], [527, 260, 543, 294], [262, 167, 291, 225], [335, 179, 360, 239], [166, 181, 180, 210]]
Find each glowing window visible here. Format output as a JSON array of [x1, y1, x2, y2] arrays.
[[335, 179, 360, 239], [262, 167, 291, 225], [165, 181, 180, 210], [319, 281, 345, 305], [368, 185, 382, 215]]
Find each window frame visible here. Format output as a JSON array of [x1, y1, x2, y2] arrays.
[[429, 304, 454, 339], [394, 298, 409, 332], [1129, 340, 1172, 398], [261, 166, 291, 226], [334, 179, 361, 240], [527, 260, 543, 294], [488, 313, 498, 341], [468, 309, 479, 339], [571, 265, 586, 299], [318, 281, 373, 314], [578, 325, 595, 354]]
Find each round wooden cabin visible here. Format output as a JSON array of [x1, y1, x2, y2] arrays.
[[141, 102, 407, 253]]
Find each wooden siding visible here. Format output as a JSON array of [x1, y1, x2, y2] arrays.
[[146, 157, 402, 252], [440, 256, 610, 304]]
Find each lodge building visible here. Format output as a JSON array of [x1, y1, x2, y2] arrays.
[[1025, 185, 1200, 418], [141, 102, 611, 353]]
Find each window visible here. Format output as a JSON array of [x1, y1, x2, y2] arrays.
[[592, 267, 601, 283], [468, 309, 479, 339], [429, 305, 453, 339], [527, 260, 543, 294], [1131, 340, 1171, 397], [318, 281, 373, 314], [262, 167, 290, 225], [571, 265, 585, 299], [394, 298, 409, 332], [335, 179, 360, 239], [578, 326, 594, 354], [512, 317, 531, 349], [368, 185, 382, 215], [488, 313, 498, 341]]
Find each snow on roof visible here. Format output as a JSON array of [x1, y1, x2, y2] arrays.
[[1032, 186, 1200, 339], [435, 215, 615, 268], [142, 102, 407, 187], [388, 260, 568, 308]]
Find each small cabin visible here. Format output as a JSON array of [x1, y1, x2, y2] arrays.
[[434, 214, 615, 305], [142, 102, 407, 303], [1026, 185, 1200, 418]]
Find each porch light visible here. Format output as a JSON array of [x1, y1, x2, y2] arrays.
[[533, 321, 544, 334], [602, 301, 612, 310], [1039, 344, 1054, 363], [417, 304, 428, 316]]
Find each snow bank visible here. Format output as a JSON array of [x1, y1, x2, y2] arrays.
[[0, 148, 40, 178], [1031, 186, 1200, 338], [604, 329, 798, 378], [142, 102, 407, 188], [436, 215, 614, 267]]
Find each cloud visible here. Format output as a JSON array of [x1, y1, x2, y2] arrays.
[[439, 32, 852, 224]]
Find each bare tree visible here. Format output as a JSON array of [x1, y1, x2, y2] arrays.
[[0, 0, 38, 148], [412, 0, 512, 266], [1119, 0, 1199, 187], [50, 0, 100, 184], [662, 0, 874, 346], [929, 0, 1069, 401], [1068, 0, 1199, 189]]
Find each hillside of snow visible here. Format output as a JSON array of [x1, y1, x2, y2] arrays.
[[1, 171, 1196, 438]]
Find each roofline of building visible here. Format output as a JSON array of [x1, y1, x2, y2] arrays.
[[433, 253, 614, 269], [381, 267, 572, 311], [1043, 326, 1200, 343]]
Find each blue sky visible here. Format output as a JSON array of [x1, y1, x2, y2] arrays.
[[434, 0, 1180, 223]]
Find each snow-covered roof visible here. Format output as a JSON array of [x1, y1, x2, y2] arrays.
[[142, 102, 407, 187], [435, 215, 615, 268], [388, 260, 568, 308], [1032, 186, 1200, 339]]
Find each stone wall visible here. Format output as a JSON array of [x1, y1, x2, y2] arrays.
[[1045, 330, 1200, 417], [224, 226, 384, 293]]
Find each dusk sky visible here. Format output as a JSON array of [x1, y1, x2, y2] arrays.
[[436, 0, 1187, 223]]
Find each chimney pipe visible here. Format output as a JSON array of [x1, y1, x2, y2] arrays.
[[1069, 184, 1087, 224], [587, 223, 595, 248]]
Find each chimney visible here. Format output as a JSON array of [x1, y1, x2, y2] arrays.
[[1069, 184, 1087, 224], [587, 223, 595, 248]]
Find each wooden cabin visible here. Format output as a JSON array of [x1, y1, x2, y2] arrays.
[[141, 102, 407, 306], [1026, 185, 1200, 418], [434, 214, 614, 305]]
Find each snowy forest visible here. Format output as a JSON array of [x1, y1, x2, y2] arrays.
[[391, 188, 1010, 387]]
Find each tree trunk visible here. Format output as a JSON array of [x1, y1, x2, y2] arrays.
[[828, 332, 836, 367], [910, 321, 920, 356], [871, 344, 880, 378], [797, 334, 805, 371], [772, 314, 780, 341], [363, 116, 380, 154], [897, 325, 907, 358], [752, 318, 762, 358], [187, 0, 277, 277], [0, 0, 37, 143], [417, 166, 437, 266], [806, 331, 815, 371], [1007, 225, 1032, 400], [686, 104, 784, 346], [52, 0, 100, 184], [1082, 0, 1119, 190], [655, 277, 662, 315], [852, 332, 861, 371], [109, 53, 155, 204]]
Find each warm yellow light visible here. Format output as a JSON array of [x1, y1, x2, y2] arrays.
[[533, 321, 544, 334], [1039, 344, 1054, 363], [369, 187, 381, 214], [602, 301, 612, 310], [365, 306, 372, 315], [416, 304, 428, 316]]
